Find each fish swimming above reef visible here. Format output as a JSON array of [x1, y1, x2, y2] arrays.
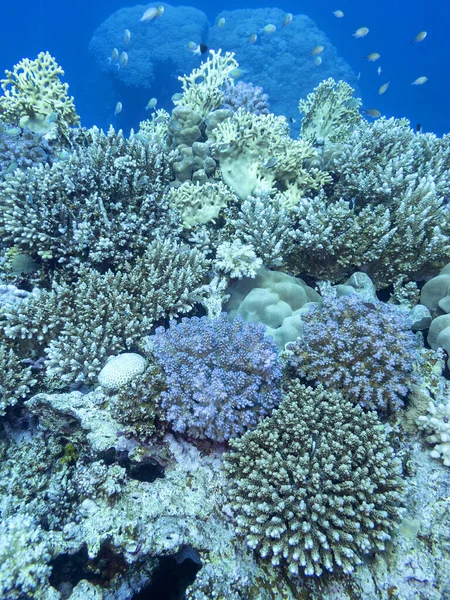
[[411, 76, 428, 85], [140, 5, 164, 22], [366, 52, 380, 62], [333, 9, 344, 18], [378, 81, 390, 95], [114, 102, 122, 115], [283, 13, 293, 27], [353, 27, 369, 38], [260, 24, 276, 35], [411, 31, 427, 44], [310, 45, 324, 56], [362, 108, 381, 118], [124, 29, 131, 45]]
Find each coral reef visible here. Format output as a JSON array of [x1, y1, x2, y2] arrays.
[[223, 382, 405, 577], [214, 240, 262, 279], [0, 126, 178, 270], [166, 180, 235, 228], [149, 313, 282, 441], [299, 78, 362, 144], [286, 294, 421, 413], [1, 239, 209, 387], [0, 124, 52, 177], [222, 81, 269, 115], [224, 267, 321, 350], [0, 51, 79, 140]]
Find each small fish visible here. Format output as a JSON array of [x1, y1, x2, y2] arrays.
[[378, 81, 390, 95], [119, 51, 128, 68], [411, 31, 427, 44], [124, 29, 131, 45], [146, 97, 158, 110], [114, 102, 123, 115], [310, 45, 324, 56], [314, 56, 322, 66], [353, 27, 369, 38], [171, 92, 183, 102], [377, 66, 382, 75], [4, 161, 18, 174], [217, 17, 226, 28], [229, 68, 246, 79], [5, 127, 21, 136], [332, 9, 344, 18], [248, 33, 257, 44], [289, 117, 296, 124], [416, 123, 423, 133], [260, 24, 276, 34], [46, 112, 58, 124], [411, 76, 428, 85], [140, 5, 164, 22], [262, 156, 277, 169], [187, 41, 197, 51], [357, 71, 361, 81], [197, 43, 208, 55], [362, 108, 381, 118], [282, 13, 293, 27], [366, 52, 380, 62], [109, 48, 119, 63], [362, 302, 377, 310]]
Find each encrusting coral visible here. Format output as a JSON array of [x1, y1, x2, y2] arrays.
[[0, 51, 79, 141], [223, 382, 405, 577]]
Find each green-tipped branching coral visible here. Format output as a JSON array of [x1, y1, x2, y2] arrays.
[[223, 382, 405, 577]]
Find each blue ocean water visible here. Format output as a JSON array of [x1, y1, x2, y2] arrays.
[[2, 0, 448, 136]]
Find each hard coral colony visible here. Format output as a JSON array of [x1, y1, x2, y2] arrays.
[[0, 5, 449, 600]]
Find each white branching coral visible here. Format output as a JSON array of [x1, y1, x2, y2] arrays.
[[174, 49, 238, 117], [166, 180, 235, 228], [299, 78, 362, 144], [417, 398, 450, 466], [215, 240, 262, 279]]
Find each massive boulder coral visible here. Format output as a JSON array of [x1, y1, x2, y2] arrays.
[[0, 51, 79, 140], [223, 382, 405, 577]]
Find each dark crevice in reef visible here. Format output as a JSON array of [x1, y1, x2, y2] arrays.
[[133, 546, 202, 600], [49, 543, 128, 598], [101, 447, 166, 483]]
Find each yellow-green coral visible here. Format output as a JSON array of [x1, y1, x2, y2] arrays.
[[211, 109, 331, 204], [174, 49, 238, 118], [166, 180, 235, 228], [0, 52, 79, 139], [299, 78, 362, 144], [137, 109, 170, 145]]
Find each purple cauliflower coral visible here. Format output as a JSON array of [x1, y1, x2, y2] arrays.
[[222, 81, 269, 115], [150, 313, 282, 441], [287, 294, 421, 413]]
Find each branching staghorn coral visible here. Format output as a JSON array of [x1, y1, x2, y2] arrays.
[[1, 238, 209, 386], [299, 78, 362, 144], [149, 313, 282, 441], [214, 240, 262, 279], [174, 49, 238, 118], [0, 51, 79, 140], [228, 194, 294, 268], [287, 175, 450, 288], [334, 117, 450, 205], [222, 81, 269, 115], [0, 346, 37, 416], [211, 108, 331, 203], [286, 294, 421, 414], [0, 126, 178, 271], [223, 382, 405, 577]]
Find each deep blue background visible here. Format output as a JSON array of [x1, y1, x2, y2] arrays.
[[3, 0, 449, 135]]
